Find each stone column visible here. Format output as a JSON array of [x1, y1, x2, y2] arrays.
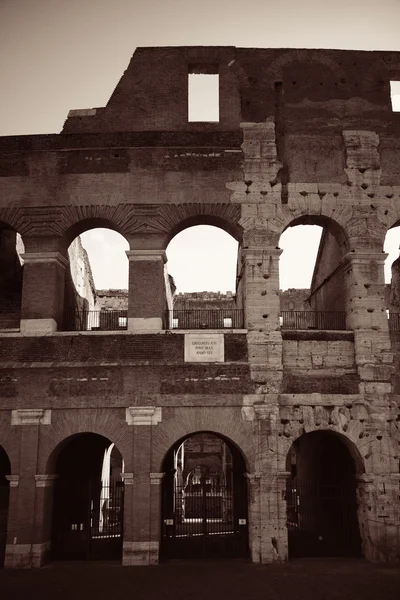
[[356, 473, 400, 562], [121, 472, 134, 566], [241, 242, 283, 393], [125, 250, 166, 332], [31, 475, 58, 567], [5, 409, 51, 568], [20, 252, 67, 335], [342, 251, 393, 400], [245, 472, 262, 562], [123, 407, 162, 566]]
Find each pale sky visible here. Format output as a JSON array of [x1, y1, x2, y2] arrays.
[[1, 0, 400, 293]]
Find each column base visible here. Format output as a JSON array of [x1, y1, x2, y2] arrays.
[[127, 318, 163, 333], [122, 541, 159, 566], [20, 318, 57, 335], [4, 541, 50, 568]]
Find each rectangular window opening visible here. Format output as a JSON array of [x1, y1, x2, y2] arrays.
[[390, 81, 400, 111], [188, 73, 219, 123]]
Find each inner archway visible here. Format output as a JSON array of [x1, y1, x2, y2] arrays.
[[160, 431, 249, 560], [0, 445, 11, 568], [286, 430, 362, 558], [51, 433, 124, 562]]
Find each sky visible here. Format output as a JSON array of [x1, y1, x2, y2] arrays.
[[1, 0, 400, 292]]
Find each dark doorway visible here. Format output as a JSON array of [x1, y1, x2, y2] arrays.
[[286, 431, 362, 558], [0, 445, 11, 568], [160, 432, 249, 560], [51, 434, 124, 561]]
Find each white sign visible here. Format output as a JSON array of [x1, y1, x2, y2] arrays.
[[184, 333, 224, 363]]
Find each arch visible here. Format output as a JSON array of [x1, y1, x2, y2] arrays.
[[285, 429, 363, 559], [160, 430, 249, 561], [161, 429, 249, 473], [42, 417, 131, 475], [363, 54, 400, 88], [267, 50, 346, 83], [51, 432, 124, 562], [60, 216, 130, 250], [281, 214, 349, 256], [166, 212, 243, 245]]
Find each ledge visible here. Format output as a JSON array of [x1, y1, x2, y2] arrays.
[[282, 330, 354, 341]]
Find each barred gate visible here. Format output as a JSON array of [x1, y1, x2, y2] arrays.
[[286, 477, 361, 557], [52, 478, 124, 561], [161, 469, 249, 560]]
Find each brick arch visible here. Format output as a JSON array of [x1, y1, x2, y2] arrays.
[[39, 409, 132, 474], [59, 206, 134, 248], [153, 410, 254, 474], [363, 53, 400, 88], [267, 50, 346, 83], [160, 203, 243, 244], [0, 208, 25, 234]]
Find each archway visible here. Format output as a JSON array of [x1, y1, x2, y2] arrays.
[[0, 224, 24, 331], [51, 433, 124, 561], [0, 445, 11, 568], [160, 431, 249, 560], [286, 430, 362, 558]]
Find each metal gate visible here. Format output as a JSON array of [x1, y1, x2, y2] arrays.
[[286, 477, 361, 557], [52, 478, 124, 561], [161, 468, 249, 559]]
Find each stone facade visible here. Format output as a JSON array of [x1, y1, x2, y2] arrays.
[[0, 46, 400, 568]]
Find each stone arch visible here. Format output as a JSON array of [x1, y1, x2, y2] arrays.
[[154, 411, 253, 474], [40, 410, 131, 474], [267, 50, 346, 83], [160, 429, 250, 475], [286, 428, 365, 475], [280, 213, 349, 256], [0, 422, 19, 475]]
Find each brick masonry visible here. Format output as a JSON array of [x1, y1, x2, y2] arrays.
[[0, 46, 400, 568]]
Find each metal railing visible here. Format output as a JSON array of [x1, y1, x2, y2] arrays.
[[388, 312, 400, 331], [280, 311, 347, 331], [165, 309, 244, 330], [63, 310, 128, 331]]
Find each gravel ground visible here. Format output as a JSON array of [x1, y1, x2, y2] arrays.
[[0, 558, 399, 600]]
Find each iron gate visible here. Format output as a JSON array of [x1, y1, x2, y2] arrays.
[[52, 478, 124, 561], [286, 477, 361, 557], [161, 469, 249, 559]]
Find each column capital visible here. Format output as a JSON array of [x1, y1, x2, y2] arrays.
[[341, 251, 388, 266], [121, 472, 135, 485], [150, 472, 165, 485], [126, 407, 162, 426], [5, 475, 19, 487], [35, 474, 58, 487], [11, 409, 51, 426], [125, 249, 167, 263], [20, 252, 68, 268]]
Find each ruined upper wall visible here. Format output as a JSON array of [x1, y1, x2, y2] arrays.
[[61, 47, 400, 135]]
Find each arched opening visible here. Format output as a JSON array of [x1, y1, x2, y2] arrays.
[[279, 216, 348, 330], [286, 430, 362, 558], [384, 225, 400, 329], [62, 223, 129, 332], [0, 445, 11, 568], [0, 223, 24, 331], [160, 431, 249, 560], [166, 224, 242, 329], [51, 433, 124, 561]]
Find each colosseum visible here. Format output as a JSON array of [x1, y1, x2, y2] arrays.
[[0, 46, 399, 568]]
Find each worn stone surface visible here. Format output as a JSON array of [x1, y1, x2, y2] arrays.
[[0, 46, 399, 568]]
